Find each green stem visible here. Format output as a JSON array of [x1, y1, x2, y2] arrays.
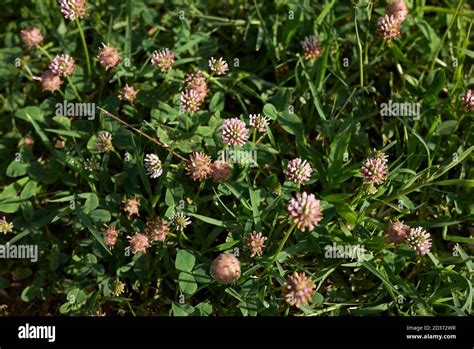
[[66, 76, 82, 101], [22, 63, 35, 80], [354, 15, 364, 90], [98, 69, 106, 100], [76, 19, 91, 78], [177, 228, 189, 248], [255, 134, 266, 145], [37, 45, 52, 60], [126, 301, 136, 316], [110, 149, 123, 161], [263, 223, 296, 274]]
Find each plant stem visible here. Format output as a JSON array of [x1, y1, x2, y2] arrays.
[[37, 45, 52, 60], [66, 76, 82, 101], [76, 19, 91, 79], [263, 223, 297, 274]]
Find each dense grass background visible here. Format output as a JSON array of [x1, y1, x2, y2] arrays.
[[0, 0, 472, 316]]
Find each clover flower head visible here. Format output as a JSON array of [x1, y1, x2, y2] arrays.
[[211, 161, 232, 182], [185, 71, 208, 101], [144, 153, 163, 179], [377, 15, 401, 41], [301, 35, 322, 60], [287, 192, 322, 232], [21, 27, 43, 48], [103, 226, 120, 248], [0, 217, 13, 234], [386, 0, 408, 22], [407, 227, 432, 256], [361, 152, 389, 187], [186, 152, 212, 181], [118, 84, 139, 104], [146, 217, 170, 242], [210, 253, 241, 284], [386, 220, 410, 244], [180, 89, 202, 113], [98, 43, 121, 70], [111, 280, 126, 297], [249, 114, 269, 133], [285, 158, 313, 185], [221, 118, 249, 147], [95, 131, 113, 153], [122, 197, 140, 219], [151, 48, 175, 72], [208, 57, 228, 75], [59, 0, 90, 20], [170, 212, 191, 231], [284, 272, 316, 307], [49, 54, 76, 77], [463, 89, 474, 112], [38, 70, 63, 93], [244, 231, 267, 258], [128, 232, 150, 255]]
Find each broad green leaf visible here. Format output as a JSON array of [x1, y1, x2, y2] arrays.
[[175, 249, 196, 272], [178, 272, 198, 295], [263, 103, 278, 120]]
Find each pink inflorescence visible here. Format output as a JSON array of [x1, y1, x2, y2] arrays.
[[59, 0, 90, 20], [287, 192, 322, 232], [39, 70, 63, 93], [386, 220, 410, 244], [210, 254, 241, 284], [122, 197, 140, 219], [360, 152, 389, 187], [386, 0, 408, 22], [180, 89, 201, 113], [21, 27, 43, 48], [118, 84, 139, 104], [463, 89, 474, 112], [407, 227, 432, 256], [301, 35, 322, 60], [23, 134, 35, 148], [146, 217, 170, 242], [249, 114, 269, 133], [98, 43, 121, 71], [284, 272, 316, 307], [221, 118, 249, 147], [187, 152, 212, 181], [285, 158, 313, 185], [377, 15, 401, 41], [128, 233, 150, 255], [103, 226, 120, 248], [184, 71, 208, 102], [49, 54, 76, 77], [245, 231, 267, 258], [151, 48, 175, 72], [211, 160, 232, 182]]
